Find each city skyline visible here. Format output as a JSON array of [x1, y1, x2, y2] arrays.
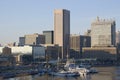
[[0, 0, 120, 45]]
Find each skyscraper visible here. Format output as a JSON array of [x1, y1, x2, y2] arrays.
[[43, 31, 54, 44], [54, 9, 70, 59], [91, 17, 116, 47]]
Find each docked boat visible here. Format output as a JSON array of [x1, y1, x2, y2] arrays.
[[78, 63, 91, 69], [50, 70, 79, 77], [64, 60, 90, 74], [89, 68, 98, 73]]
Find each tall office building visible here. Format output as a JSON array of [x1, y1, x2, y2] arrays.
[[54, 9, 70, 59], [25, 33, 45, 45], [43, 31, 54, 44], [91, 17, 116, 47], [116, 31, 120, 45]]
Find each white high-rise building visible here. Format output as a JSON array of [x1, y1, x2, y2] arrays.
[[91, 17, 116, 47]]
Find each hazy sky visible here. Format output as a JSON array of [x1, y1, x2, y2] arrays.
[[0, 0, 120, 45]]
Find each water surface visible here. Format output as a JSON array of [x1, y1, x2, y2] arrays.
[[5, 67, 120, 80]]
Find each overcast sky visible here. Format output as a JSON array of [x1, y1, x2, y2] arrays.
[[0, 0, 120, 45]]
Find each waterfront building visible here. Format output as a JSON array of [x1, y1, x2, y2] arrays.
[[25, 33, 45, 45], [70, 34, 91, 59], [91, 17, 116, 47], [43, 30, 54, 44], [0, 55, 14, 66], [54, 9, 70, 59], [82, 17, 117, 61], [11, 45, 45, 59], [0, 47, 14, 66], [0, 45, 45, 63], [42, 44, 61, 60], [82, 47, 117, 60], [19, 37, 25, 46]]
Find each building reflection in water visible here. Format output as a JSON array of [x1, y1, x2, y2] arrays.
[[90, 67, 116, 80]]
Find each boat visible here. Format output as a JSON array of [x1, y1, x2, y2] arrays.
[[50, 70, 79, 77], [48, 59, 79, 77], [78, 63, 91, 69], [49, 48, 97, 77], [64, 60, 90, 75], [89, 68, 98, 73]]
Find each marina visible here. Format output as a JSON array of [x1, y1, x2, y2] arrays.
[[0, 0, 120, 80], [2, 66, 120, 80], [0, 60, 98, 79]]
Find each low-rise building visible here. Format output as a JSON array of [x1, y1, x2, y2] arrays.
[[82, 47, 117, 60], [0, 45, 45, 64], [70, 34, 91, 59], [42, 44, 61, 60]]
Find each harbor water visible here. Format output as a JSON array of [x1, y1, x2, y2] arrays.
[[4, 66, 120, 80]]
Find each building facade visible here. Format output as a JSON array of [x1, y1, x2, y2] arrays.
[[0, 45, 45, 60], [0, 45, 46, 64], [42, 44, 61, 60], [2, 47, 11, 55], [25, 33, 45, 45], [82, 47, 117, 60], [43, 31, 54, 44], [54, 9, 70, 59], [91, 17, 116, 47], [82, 17, 117, 61], [70, 35, 91, 59]]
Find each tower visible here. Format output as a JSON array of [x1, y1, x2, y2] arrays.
[[54, 9, 70, 59]]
